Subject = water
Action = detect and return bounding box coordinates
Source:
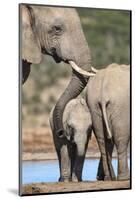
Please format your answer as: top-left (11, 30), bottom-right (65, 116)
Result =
top-left (22, 159), bottom-right (130, 184)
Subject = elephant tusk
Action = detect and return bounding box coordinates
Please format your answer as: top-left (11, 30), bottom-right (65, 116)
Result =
top-left (91, 66), bottom-right (99, 73)
top-left (69, 61), bottom-right (95, 77)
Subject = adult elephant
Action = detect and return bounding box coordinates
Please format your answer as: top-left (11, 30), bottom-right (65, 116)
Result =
top-left (21, 4), bottom-right (96, 138)
top-left (86, 63), bottom-right (130, 181)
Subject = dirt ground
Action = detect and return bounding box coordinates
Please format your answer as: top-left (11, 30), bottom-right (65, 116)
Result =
top-left (21, 180), bottom-right (130, 195)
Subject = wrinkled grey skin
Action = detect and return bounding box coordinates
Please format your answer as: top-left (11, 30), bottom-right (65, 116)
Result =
top-left (21, 4), bottom-right (93, 140)
top-left (86, 63), bottom-right (130, 181)
top-left (50, 98), bottom-right (92, 182)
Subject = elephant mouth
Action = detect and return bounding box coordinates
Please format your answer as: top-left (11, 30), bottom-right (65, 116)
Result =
top-left (42, 47), bottom-right (62, 63)
top-left (53, 53), bottom-right (62, 63)
top-left (50, 48), bottom-right (97, 76)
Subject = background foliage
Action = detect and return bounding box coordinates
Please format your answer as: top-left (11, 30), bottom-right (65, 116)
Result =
top-left (22, 8), bottom-right (130, 126)
top-left (77, 8), bottom-right (130, 67)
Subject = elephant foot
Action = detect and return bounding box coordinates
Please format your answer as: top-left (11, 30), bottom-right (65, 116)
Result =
top-left (97, 175), bottom-right (115, 181)
top-left (96, 175), bottom-right (104, 181)
top-left (58, 176), bottom-right (71, 182)
top-left (72, 173), bottom-right (80, 182)
top-left (104, 175), bottom-right (112, 181)
top-left (117, 172), bottom-right (130, 181)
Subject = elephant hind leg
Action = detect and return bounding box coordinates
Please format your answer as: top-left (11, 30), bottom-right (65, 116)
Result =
top-left (92, 113), bottom-right (112, 181)
top-left (113, 120), bottom-right (130, 181)
top-left (115, 140), bottom-right (130, 181)
top-left (105, 138), bottom-right (116, 180)
top-left (117, 143), bottom-right (129, 181)
top-left (96, 158), bottom-right (105, 180)
top-left (97, 142), bottom-right (112, 181)
top-left (97, 139), bottom-right (115, 180)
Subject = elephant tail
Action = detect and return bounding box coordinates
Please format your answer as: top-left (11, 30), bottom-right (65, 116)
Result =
top-left (101, 102), bottom-right (112, 139)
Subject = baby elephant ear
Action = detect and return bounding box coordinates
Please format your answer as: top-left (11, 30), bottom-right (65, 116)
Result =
top-left (21, 5), bottom-right (42, 64)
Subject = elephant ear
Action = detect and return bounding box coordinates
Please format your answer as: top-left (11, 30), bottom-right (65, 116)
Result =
top-left (21, 5), bottom-right (42, 64)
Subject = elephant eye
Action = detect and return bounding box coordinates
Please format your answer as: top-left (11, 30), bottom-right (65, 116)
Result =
top-left (49, 25), bottom-right (64, 36)
top-left (54, 25), bottom-right (63, 35)
top-left (54, 25), bottom-right (61, 31)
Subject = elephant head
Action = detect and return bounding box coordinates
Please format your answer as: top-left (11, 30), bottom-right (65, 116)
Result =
top-left (65, 98), bottom-right (92, 152)
top-left (20, 4), bottom-right (96, 137)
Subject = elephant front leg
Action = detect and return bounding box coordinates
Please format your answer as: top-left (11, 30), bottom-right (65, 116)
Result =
top-left (71, 142), bottom-right (87, 182)
top-left (72, 155), bottom-right (85, 182)
top-left (58, 144), bottom-right (71, 182)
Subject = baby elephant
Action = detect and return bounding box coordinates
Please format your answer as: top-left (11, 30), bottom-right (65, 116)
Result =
top-left (50, 98), bottom-right (92, 182)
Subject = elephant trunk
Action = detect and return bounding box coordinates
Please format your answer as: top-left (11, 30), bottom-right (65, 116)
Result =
top-left (53, 69), bottom-right (88, 137)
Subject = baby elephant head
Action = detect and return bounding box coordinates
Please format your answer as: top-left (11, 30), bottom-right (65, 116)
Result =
top-left (65, 98), bottom-right (92, 155)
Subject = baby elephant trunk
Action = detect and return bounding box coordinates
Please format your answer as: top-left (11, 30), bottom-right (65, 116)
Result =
top-left (75, 133), bottom-right (87, 156)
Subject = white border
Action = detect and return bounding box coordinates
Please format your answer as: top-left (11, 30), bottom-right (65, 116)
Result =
top-left (0, 0), bottom-right (134, 199)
